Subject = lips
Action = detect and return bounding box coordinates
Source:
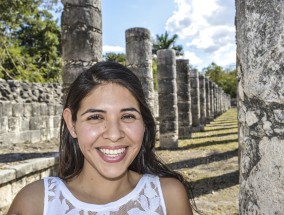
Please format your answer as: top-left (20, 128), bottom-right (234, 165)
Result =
top-left (97, 147), bottom-right (127, 163)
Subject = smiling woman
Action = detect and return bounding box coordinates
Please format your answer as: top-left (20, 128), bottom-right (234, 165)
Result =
top-left (7, 61), bottom-right (193, 215)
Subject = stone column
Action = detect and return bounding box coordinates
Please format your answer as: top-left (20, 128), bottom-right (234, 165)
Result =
top-left (125, 28), bottom-right (155, 114)
top-left (236, 0), bottom-right (284, 214)
top-left (176, 59), bottom-right (192, 139)
top-left (61, 0), bottom-right (102, 93)
top-left (209, 80), bottom-right (215, 120)
top-left (190, 68), bottom-right (201, 131)
top-left (216, 86), bottom-right (221, 115)
top-left (199, 74), bottom-right (206, 128)
top-left (205, 77), bottom-right (212, 122)
top-left (213, 83), bottom-right (218, 118)
top-left (157, 49), bottom-right (178, 149)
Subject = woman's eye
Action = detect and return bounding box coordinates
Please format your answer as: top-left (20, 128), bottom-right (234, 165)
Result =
top-left (87, 114), bottom-right (104, 121)
top-left (122, 114), bottom-right (136, 121)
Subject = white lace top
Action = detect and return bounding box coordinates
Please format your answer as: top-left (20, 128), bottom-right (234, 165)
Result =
top-left (43, 174), bottom-right (167, 215)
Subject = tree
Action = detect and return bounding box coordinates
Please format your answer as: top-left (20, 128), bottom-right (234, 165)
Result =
top-left (152, 31), bottom-right (183, 56)
top-left (203, 62), bottom-right (237, 98)
top-left (103, 52), bottom-right (126, 65)
top-left (203, 62), bottom-right (224, 83)
top-left (0, 0), bottom-right (62, 82)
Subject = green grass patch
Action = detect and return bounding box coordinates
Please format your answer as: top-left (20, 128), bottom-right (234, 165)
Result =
top-left (178, 108), bottom-right (238, 152)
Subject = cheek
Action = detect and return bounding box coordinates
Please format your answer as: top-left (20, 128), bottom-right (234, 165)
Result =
top-left (76, 125), bottom-right (104, 146)
top-left (125, 123), bottom-right (145, 144)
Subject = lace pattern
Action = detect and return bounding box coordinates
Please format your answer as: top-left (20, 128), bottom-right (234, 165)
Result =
top-left (44, 175), bottom-right (166, 215)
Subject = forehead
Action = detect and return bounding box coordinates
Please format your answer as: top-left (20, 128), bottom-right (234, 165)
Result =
top-left (80, 83), bottom-right (139, 108)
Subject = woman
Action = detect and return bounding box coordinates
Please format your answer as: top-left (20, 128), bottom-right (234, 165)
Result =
top-left (8, 61), bottom-right (193, 214)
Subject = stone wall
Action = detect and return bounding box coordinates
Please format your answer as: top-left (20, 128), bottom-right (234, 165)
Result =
top-left (0, 79), bottom-right (63, 145)
top-left (0, 154), bottom-right (58, 213)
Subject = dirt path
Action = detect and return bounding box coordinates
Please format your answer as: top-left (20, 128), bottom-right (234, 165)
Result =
top-left (157, 108), bottom-right (239, 214)
top-left (0, 108), bottom-right (239, 214)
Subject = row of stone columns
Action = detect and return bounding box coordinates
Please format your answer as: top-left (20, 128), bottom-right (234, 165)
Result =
top-left (125, 27), bottom-right (231, 149)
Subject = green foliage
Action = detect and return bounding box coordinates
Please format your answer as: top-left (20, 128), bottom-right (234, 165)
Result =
top-left (103, 52), bottom-right (126, 65)
top-left (0, 0), bottom-right (62, 83)
top-left (203, 62), bottom-right (237, 98)
top-left (152, 57), bottom-right (158, 90)
top-left (152, 31), bottom-right (183, 56)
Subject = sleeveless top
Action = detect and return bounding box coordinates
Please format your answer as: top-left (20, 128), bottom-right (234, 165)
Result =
top-left (43, 174), bottom-right (167, 215)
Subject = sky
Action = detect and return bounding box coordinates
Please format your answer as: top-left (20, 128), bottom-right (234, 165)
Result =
top-left (101, 0), bottom-right (236, 71)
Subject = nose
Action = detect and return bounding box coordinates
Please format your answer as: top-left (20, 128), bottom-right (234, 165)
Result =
top-left (102, 119), bottom-right (125, 142)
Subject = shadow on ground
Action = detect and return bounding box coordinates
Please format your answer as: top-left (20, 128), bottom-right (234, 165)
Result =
top-left (0, 152), bottom-right (58, 163)
top-left (167, 148), bottom-right (238, 169)
top-left (188, 170), bottom-right (239, 198)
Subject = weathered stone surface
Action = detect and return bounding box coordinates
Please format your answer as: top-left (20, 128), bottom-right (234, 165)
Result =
top-left (0, 155), bottom-right (58, 210)
top-left (190, 68), bottom-right (201, 131)
top-left (205, 77), bottom-right (212, 122)
top-left (199, 74), bottom-right (206, 126)
top-left (236, 0), bottom-right (284, 213)
top-left (176, 59), bottom-right (192, 139)
top-left (157, 49), bottom-right (178, 149)
top-left (61, 0), bottom-right (102, 61)
top-left (125, 27), bottom-right (155, 115)
top-left (0, 80), bottom-right (63, 104)
top-left (61, 0), bottom-right (102, 94)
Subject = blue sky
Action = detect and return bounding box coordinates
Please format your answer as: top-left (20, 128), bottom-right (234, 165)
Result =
top-left (101, 0), bottom-right (236, 71)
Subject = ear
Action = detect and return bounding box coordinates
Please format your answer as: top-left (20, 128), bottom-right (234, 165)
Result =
top-left (63, 108), bottom-right (77, 138)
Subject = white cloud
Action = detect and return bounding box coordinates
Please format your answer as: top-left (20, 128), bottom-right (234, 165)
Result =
top-left (211, 43), bottom-right (236, 68)
top-left (103, 45), bottom-right (125, 53)
top-left (166, 0), bottom-right (236, 70)
top-left (181, 51), bottom-right (202, 65)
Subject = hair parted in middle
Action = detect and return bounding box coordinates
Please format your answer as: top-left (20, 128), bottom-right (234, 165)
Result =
top-left (58, 61), bottom-right (192, 199)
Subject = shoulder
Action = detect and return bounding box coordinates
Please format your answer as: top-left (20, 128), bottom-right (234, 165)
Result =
top-left (7, 179), bottom-right (45, 215)
top-left (159, 177), bottom-right (193, 215)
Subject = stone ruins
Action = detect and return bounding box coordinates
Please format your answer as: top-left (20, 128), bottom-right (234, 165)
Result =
top-left (0, 28), bottom-right (231, 149)
top-left (0, 0), bottom-right (232, 211)
top-left (236, 0), bottom-right (284, 213)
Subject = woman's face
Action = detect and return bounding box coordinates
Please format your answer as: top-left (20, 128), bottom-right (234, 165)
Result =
top-left (64, 83), bottom-right (145, 180)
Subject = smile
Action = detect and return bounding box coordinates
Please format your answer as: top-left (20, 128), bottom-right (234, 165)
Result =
top-left (99, 148), bottom-right (126, 157)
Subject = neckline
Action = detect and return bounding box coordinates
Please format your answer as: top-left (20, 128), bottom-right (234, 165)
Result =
top-left (57, 174), bottom-right (149, 211)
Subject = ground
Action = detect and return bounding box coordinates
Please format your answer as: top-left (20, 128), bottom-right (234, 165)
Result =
top-left (157, 108), bottom-right (239, 214)
top-left (0, 108), bottom-right (239, 215)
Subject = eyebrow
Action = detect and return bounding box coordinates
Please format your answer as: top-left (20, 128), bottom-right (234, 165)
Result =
top-left (81, 107), bottom-right (141, 116)
top-left (121, 108), bottom-right (141, 114)
top-left (81, 109), bottom-right (106, 116)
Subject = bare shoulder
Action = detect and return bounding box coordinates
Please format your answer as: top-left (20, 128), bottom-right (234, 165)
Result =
top-left (160, 177), bottom-right (193, 215)
top-left (7, 179), bottom-right (44, 215)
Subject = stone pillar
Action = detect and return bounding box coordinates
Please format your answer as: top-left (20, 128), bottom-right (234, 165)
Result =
top-left (216, 87), bottom-right (221, 115)
top-left (199, 74), bottom-right (206, 128)
top-left (125, 28), bottom-right (155, 114)
top-left (205, 77), bottom-right (212, 122)
top-left (236, 0), bottom-right (284, 214)
top-left (157, 49), bottom-right (178, 149)
top-left (220, 90), bottom-right (224, 113)
top-left (209, 80), bottom-right (215, 120)
top-left (190, 68), bottom-right (201, 131)
top-left (61, 0), bottom-right (102, 93)
top-left (213, 83), bottom-right (218, 118)
top-left (176, 59), bottom-right (192, 139)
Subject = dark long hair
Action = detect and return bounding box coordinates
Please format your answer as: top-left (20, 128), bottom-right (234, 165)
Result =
top-left (58, 61), bottom-right (195, 201)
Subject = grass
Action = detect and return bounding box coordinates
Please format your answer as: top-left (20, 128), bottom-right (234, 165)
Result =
top-left (178, 108), bottom-right (238, 152)
top-left (157, 108), bottom-right (239, 214)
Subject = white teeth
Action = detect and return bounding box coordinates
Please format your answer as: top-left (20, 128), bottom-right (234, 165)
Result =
top-left (99, 148), bottom-right (126, 157)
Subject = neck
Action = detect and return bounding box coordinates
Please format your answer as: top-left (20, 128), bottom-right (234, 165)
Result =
top-left (67, 167), bottom-right (140, 204)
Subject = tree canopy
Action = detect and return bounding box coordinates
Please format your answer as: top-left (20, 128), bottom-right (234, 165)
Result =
top-left (203, 62), bottom-right (237, 98)
top-left (103, 52), bottom-right (126, 65)
top-left (0, 0), bottom-right (62, 83)
top-left (152, 31), bottom-right (183, 56)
